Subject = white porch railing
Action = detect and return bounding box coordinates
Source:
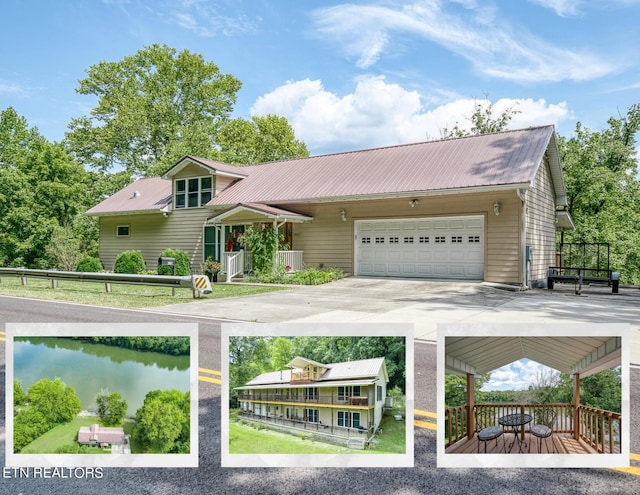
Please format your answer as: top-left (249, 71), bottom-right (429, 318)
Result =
top-left (277, 250), bottom-right (303, 272)
top-left (221, 250), bottom-right (304, 281)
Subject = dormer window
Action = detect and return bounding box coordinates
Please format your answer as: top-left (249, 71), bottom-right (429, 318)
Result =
top-left (175, 176), bottom-right (213, 209)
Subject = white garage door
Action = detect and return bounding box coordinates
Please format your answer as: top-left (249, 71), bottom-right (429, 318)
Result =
top-left (355, 216), bottom-right (484, 279)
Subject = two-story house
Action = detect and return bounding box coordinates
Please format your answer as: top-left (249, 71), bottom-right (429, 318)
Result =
top-left (235, 356), bottom-right (390, 448)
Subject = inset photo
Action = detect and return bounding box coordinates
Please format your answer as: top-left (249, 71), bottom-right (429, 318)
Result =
top-left (5, 322), bottom-right (198, 468)
top-left (437, 323), bottom-right (629, 468)
top-left (221, 323), bottom-right (413, 468)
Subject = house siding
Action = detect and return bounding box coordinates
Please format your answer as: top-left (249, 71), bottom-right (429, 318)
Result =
top-left (525, 157), bottom-right (558, 287)
top-left (98, 208), bottom-right (212, 271)
top-left (285, 191), bottom-right (523, 285)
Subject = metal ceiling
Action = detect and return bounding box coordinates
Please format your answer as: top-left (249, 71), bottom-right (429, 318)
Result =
top-left (445, 336), bottom-right (621, 378)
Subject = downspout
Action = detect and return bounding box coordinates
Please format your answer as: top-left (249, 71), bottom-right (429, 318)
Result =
top-left (517, 188), bottom-right (528, 289)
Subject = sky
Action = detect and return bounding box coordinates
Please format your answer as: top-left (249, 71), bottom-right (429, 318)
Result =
top-left (1, 0), bottom-right (640, 157)
top-left (481, 359), bottom-right (558, 392)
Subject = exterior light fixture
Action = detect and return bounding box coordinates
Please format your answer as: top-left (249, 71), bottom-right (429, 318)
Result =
top-left (493, 201), bottom-right (500, 216)
top-left (340, 209), bottom-right (347, 222)
top-left (410, 199), bottom-right (419, 208)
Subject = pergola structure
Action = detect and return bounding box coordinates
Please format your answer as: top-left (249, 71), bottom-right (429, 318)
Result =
top-left (445, 335), bottom-right (622, 444)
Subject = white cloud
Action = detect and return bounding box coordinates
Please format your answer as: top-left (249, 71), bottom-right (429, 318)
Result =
top-left (311, 1), bottom-right (617, 82)
top-left (528, 0), bottom-right (582, 17)
top-left (0, 80), bottom-right (29, 97)
top-left (162, 0), bottom-right (259, 37)
top-left (251, 76), bottom-right (570, 154)
top-left (483, 360), bottom-right (559, 391)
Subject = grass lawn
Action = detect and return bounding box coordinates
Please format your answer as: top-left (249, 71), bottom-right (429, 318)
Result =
top-left (0, 276), bottom-right (288, 308)
top-left (229, 411), bottom-right (406, 455)
top-left (20, 416), bottom-right (111, 454)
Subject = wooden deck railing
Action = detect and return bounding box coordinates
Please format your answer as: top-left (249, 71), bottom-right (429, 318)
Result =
top-left (290, 370), bottom-right (323, 383)
top-left (444, 403), bottom-right (621, 453)
top-left (237, 392), bottom-right (373, 407)
top-left (578, 406), bottom-right (621, 454)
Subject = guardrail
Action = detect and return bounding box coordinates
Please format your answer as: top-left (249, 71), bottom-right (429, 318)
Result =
top-left (0, 267), bottom-right (212, 299)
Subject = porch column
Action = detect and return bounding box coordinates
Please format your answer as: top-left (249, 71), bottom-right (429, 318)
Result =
top-left (573, 373), bottom-right (580, 439)
top-left (466, 373), bottom-right (475, 439)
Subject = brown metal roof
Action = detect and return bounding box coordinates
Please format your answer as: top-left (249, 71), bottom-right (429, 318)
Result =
top-left (86, 177), bottom-right (171, 215)
top-left (211, 126), bottom-right (557, 205)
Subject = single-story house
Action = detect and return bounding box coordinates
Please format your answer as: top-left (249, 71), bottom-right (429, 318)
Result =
top-left (86, 125), bottom-right (574, 287)
top-left (77, 423), bottom-right (126, 447)
top-left (235, 356), bottom-right (389, 447)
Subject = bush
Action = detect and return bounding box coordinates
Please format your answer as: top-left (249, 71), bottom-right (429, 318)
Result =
top-left (76, 256), bottom-right (104, 272)
top-left (157, 249), bottom-right (191, 276)
top-left (287, 267), bottom-right (344, 285)
top-left (114, 250), bottom-right (146, 274)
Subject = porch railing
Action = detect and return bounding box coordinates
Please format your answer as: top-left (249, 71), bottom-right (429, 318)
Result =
top-left (221, 250), bottom-right (303, 280)
top-left (237, 392), bottom-right (373, 407)
top-left (578, 406), bottom-right (621, 454)
top-left (290, 370), bottom-right (323, 382)
top-left (223, 251), bottom-right (245, 283)
top-left (277, 251), bottom-right (304, 272)
top-left (237, 410), bottom-right (374, 437)
top-left (444, 403), bottom-right (621, 453)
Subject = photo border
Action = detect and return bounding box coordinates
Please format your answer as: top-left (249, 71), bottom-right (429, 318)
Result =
top-left (221, 322), bottom-right (414, 468)
top-left (437, 322), bottom-right (630, 468)
top-left (6, 322), bottom-right (198, 468)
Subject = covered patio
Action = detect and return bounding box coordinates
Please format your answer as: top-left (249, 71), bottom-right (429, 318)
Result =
top-left (444, 335), bottom-right (623, 456)
top-left (205, 203), bottom-right (313, 281)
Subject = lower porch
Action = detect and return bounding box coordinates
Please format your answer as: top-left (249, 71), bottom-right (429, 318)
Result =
top-left (447, 432), bottom-right (597, 454)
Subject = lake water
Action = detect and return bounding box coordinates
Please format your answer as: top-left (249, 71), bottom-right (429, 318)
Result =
top-left (13, 337), bottom-right (190, 414)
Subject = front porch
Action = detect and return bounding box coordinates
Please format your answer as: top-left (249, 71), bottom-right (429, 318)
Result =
top-left (221, 249), bottom-right (304, 282)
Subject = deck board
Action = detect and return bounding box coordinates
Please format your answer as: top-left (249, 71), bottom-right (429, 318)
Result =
top-left (447, 433), bottom-right (595, 454)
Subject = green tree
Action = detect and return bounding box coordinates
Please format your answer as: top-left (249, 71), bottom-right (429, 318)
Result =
top-left (558, 104), bottom-right (640, 283)
top-left (13, 380), bottom-right (27, 406)
top-left (13, 408), bottom-right (50, 452)
top-left (26, 377), bottom-right (81, 425)
top-left (581, 368), bottom-right (621, 413)
top-left (218, 114), bottom-right (309, 164)
top-left (65, 44), bottom-right (242, 176)
top-left (96, 391), bottom-right (128, 426)
top-left (441, 98), bottom-right (520, 138)
top-left (241, 225), bottom-right (284, 276)
top-left (270, 337), bottom-right (293, 370)
top-left (134, 389), bottom-right (189, 453)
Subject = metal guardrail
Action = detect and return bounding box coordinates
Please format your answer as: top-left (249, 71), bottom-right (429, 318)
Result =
top-left (0, 267), bottom-right (212, 299)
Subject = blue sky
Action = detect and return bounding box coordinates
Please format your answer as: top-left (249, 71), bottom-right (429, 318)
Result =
top-left (2, 0), bottom-right (640, 157)
top-left (482, 359), bottom-right (558, 392)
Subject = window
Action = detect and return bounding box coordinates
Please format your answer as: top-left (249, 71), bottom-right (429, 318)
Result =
top-left (174, 176), bottom-right (213, 209)
top-left (305, 408), bottom-right (319, 423)
top-left (338, 386), bottom-right (347, 401)
top-left (338, 411), bottom-right (361, 428)
top-left (375, 237), bottom-right (385, 244)
top-left (419, 236), bottom-right (429, 243)
top-left (451, 236), bottom-right (463, 243)
top-left (377, 385), bottom-right (382, 401)
top-left (403, 236), bottom-right (414, 243)
top-left (361, 237), bottom-right (371, 244)
top-left (389, 236), bottom-right (399, 243)
top-left (435, 236), bottom-right (446, 243)
top-left (353, 385), bottom-right (361, 397)
top-left (116, 225), bottom-right (130, 237)
top-left (305, 387), bottom-right (318, 401)
top-left (468, 235), bottom-right (480, 243)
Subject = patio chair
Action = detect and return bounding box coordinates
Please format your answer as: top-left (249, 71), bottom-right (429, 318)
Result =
top-left (529, 409), bottom-right (558, 453)
top-left (475, 416), bottom-right (505, 453)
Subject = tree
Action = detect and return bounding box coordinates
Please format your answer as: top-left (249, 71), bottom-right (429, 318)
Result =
top-left (96, 391), bottom-right (128, 426)
top-left (558, 104), bottom-right (640, 283)
top-left (270, 337), bottom-right (293, 371)
top-left (217, 115), bottom-right (309, 164)
top-left (13, 380), bottom-right (27, 406)
top-left (240, 225), bottom-right (284, 276)
top-left (65, 44), bottom-right (242, 176)
top-left (440, 98), bottom-right (520, 138)
top-left (134, 389), bottom-right (189, 453)
top-left (26, 377), bottom-right (81, 425)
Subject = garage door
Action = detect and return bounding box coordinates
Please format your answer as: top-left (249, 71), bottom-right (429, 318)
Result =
top-left (355, 216), bottom-right (484, 279)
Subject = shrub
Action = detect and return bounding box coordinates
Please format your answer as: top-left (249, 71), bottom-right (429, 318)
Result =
top-left (76, 256), bottom-right (104, 272)
top-left (201, 257), bottom-right (221, 281)
top-left (157, 249), bottom-right (191, 276)
top-left (287, 267), bottom-right (345, 285)
top-left (113, 250), bottom-right (146, 274)
top-left (46, 226), bottom-right (83, 271)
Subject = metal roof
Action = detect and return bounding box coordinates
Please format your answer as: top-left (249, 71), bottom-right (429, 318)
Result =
top-left (211, 126), bottom-right (561, 205)
top-left (86, 177), bottom-right (171, 216)
top-left (445, 336), bottom-right (621, 378)
top-left (206, 204), bottom-right (313, 224)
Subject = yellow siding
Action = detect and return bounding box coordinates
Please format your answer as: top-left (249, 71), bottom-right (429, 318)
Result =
top-left (289, 192), bottom-right (523, 284)
top-left (98, 209), bottom-right (211, 271)
top-left (525, 158), bottom-right (558, 287)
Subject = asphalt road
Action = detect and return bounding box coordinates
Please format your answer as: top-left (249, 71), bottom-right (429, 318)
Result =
top-left (1, 296), bottom-right (639, 494)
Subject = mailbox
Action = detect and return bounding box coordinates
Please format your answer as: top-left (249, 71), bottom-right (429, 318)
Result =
top-left (158, 257), bottom-right (176, 267)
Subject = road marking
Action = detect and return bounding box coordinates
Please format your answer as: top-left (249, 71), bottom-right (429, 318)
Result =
top-left (199, 375), bottom-right (222, 384)
top-left (0, 330), bottom-right (5, 342)
top-left (415, 419), bottom-right (437, 430)
top-left (612, 466), bottom-right (640, 476)
top-left (630, 453), bottom-right (640, 462)
top-left (415, 408), bottom-right (437, 419)
top-left (198, 367), bottom-right (222, 376)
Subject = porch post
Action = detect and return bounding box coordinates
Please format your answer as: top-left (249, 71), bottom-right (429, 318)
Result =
top-left (573, 373), bottom-right (581, 439)
top-left (466, 373), bottom-right (475, 439)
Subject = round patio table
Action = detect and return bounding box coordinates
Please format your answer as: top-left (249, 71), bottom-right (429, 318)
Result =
top-left (498, 413), bottom-right (532, 453)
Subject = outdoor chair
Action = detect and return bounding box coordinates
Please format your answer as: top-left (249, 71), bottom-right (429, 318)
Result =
top-left (529, 409), bottom-right (558, 453)
top-left (476, 416), bottom-right (505, 453)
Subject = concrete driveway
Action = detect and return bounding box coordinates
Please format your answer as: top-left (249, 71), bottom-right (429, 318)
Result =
top-left (154, 276), bottom-right (640, 363)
